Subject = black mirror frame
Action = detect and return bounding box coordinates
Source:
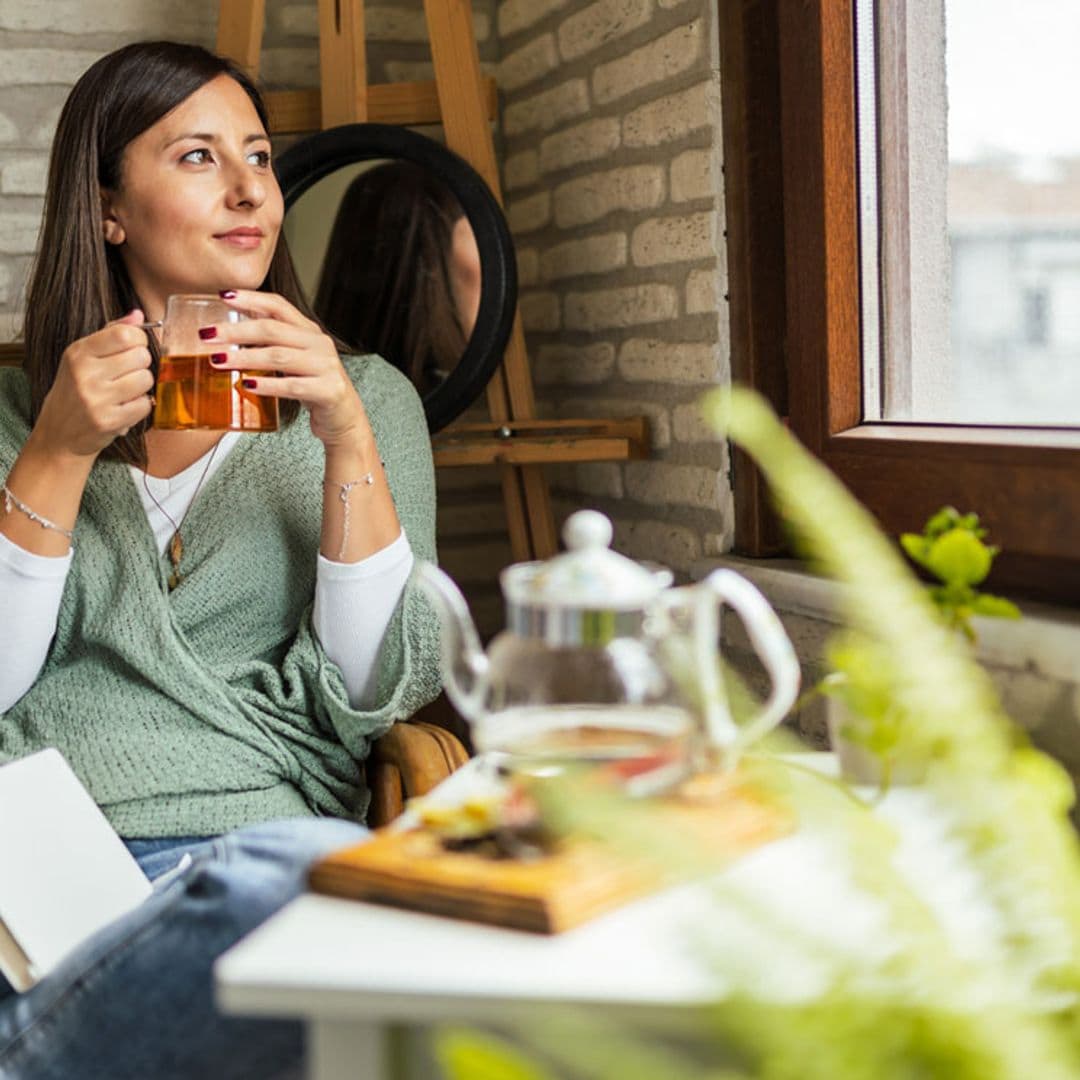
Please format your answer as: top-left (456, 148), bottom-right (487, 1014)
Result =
top-left (275, 123), bottom-right (517, 434)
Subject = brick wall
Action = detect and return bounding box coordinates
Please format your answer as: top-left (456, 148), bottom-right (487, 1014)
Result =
top-left (497, 0), bottom-right (731, 578)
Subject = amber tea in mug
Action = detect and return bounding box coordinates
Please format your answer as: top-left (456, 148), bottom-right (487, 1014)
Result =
top-left (152, 295), bottom-right (278, 432)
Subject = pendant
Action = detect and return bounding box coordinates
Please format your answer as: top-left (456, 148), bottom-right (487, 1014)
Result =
top-left (167, 531), bottom-right (183, 592)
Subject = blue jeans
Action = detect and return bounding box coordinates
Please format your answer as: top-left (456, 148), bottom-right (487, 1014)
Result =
top-left (0, 817), bottom-right (367, 1080)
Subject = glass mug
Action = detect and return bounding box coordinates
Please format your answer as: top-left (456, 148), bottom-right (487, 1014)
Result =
top-left (151, 294), bottom-right (278, 432)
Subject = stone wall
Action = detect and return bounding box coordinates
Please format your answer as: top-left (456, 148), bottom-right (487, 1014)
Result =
top-left (498, 0), bottom-right (731, 579)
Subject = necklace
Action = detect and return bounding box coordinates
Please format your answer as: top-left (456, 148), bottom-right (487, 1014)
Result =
top-left (141, 440), bottom-right (221, 592)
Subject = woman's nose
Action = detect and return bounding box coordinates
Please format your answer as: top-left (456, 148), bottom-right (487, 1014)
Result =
top-left (226, 164), bottom-right (266, 209)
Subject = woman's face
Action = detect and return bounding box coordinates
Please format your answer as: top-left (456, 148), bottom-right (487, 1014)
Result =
top-left (449, 214), bottom-right (481, 337)
top-left (101, 74), bottom-right (284, 319)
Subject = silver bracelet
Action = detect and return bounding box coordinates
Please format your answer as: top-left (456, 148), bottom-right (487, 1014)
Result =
top-left (325, 473), bottom-right (376, 560)
top-left (2, 485), bottom-right (75, 541)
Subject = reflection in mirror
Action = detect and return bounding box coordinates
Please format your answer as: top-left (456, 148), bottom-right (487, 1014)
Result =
top-left (285, 160), bottom-right (482, 396)
top-left (276, 122), bottom-right (517, 433)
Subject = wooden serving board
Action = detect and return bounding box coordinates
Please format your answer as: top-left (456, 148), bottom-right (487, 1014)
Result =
top-left (308, 775), bottom-right (787, 934)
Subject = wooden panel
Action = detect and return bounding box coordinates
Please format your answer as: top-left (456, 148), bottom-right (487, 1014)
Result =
top-left (434, 437), bottom-right (648, 469)
top-left (216, 0), bottom-right (266, 75)
top-left (318, 0), bottom-right (368, 126)
top-left (719, 0), bottom-right (788, 557)
top-left (825, 436), bottom-right (1080, 567)
top-left (434, 419), bottom-right (649, 500)
top-left (440, 418), bottom-right (650, 436)
top-left (423, 0), bottom-right (501, 195)
top-left (778, 0), bottom-right (860, 454)
top-left (264, 78), bottom-right (499, 133)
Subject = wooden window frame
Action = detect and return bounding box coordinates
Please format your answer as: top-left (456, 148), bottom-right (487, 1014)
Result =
top-left (721, 0), bottom-right (1080, 604)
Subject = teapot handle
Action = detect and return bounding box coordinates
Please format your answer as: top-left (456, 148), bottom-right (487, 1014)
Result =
top-left (688, 569), bottom-right (801, 765)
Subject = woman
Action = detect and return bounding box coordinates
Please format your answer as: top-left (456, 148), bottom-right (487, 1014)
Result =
top-left (0, 41), bottom-right (439, 1079)
top-left (314, 161), bottom-right (481, 394)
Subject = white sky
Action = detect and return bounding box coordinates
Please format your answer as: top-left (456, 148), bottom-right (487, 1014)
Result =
top-left (947, 0), bottom-right (1080, 162)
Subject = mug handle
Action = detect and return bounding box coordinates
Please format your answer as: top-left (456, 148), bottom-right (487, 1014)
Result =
top-left (690, 569), bottom-right (801, 765)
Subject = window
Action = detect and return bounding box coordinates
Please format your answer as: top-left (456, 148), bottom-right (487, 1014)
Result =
top-left (720, 0), bottom-right (1080, 603)
top-left (867, 0), bottom-right (1080, 426)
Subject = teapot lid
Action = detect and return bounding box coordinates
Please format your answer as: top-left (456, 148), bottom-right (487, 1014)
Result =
top-left (501, 510), bottom-right (670, 612)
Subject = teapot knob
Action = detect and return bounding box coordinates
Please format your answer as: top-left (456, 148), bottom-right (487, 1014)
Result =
top-left (563, 509), bottom-right (613, 551)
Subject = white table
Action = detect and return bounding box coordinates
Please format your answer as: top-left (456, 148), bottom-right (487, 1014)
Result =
top-left (215, 880), bottom-right (743, 1078)
top-left (214, 757), bottom-right (985, 1080)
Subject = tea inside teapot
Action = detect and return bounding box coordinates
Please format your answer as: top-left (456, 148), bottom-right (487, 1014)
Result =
top-left (473, 704), bottom-right (694, 797)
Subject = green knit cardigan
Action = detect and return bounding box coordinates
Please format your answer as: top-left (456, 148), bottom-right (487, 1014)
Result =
top-left (0, 355), bottom-right (442, 836)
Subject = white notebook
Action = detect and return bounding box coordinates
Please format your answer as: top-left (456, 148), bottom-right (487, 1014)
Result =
top-left (0, 748), bottom-right (152, 992)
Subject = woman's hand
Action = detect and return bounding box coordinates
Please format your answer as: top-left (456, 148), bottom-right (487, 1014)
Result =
top-left (209, 290), bottom-right (372, 451)
top-left (32, 309), bottom-right (154, 459)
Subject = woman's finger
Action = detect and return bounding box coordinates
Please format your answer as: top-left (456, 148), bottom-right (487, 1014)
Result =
top-left (111, 366), bottom-right (155, 404)
top-left (105, 346), bottom-right (153, 381)
top-left (81, 322), bottom-right (151, 360)
top-left (216, 289), bottom-right (320, 332)
top-left (212, 345), bottom-right (322, 374)
top-left (111, 392), bottom-right (154, 429)
top-left (202, 317), bottom-right (318, 350)
top-left (235, 374), bottom-right (316, 401)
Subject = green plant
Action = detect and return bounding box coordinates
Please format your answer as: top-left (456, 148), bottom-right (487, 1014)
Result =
top-left (435, 387), bottom-right (1080, 1079)
top-left (900, 506), bottom-right (1020, 641)
top-left (816, 506), bottom-right (1020, 781)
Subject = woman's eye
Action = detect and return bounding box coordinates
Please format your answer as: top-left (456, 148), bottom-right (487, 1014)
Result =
top-left (247, 149), bottom-right (271, 168)
top-left (181, 148), bottom-right (213, 165)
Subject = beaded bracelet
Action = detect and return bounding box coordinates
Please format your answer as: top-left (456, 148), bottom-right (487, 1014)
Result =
top-left (325, 472), bottom-right (376, 560)
top-left (2, 485), bottom-right (75, 542)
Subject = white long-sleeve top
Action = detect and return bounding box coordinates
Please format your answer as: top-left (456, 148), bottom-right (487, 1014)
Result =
top-left (0, 436), bottom-right (413, 714)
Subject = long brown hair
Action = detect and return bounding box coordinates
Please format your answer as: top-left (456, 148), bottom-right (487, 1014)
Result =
top-left (314, 161), bottom-right (467, 393)
top-left (23, 40), bottom-right (310, 465)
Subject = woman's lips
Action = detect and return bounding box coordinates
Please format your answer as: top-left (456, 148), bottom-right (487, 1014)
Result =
top-left (214, 229), bottom-right (264, 250)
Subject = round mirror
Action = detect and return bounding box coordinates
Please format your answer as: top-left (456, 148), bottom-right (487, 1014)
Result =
top-left (276, 124), bottom-right (518, 433)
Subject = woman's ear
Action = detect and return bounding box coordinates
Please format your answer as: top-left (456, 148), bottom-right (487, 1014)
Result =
top-left (100, 191), bottom-right (125, 246)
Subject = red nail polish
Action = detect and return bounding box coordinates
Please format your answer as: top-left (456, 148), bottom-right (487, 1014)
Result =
top-left (210, 353), bottom-right (227, 365)
top-left (241, 378), bottom-right (257, 389)
top-left (198, 326), bottom-right (217, 340)
top-left (219, 290), bottom-right (237, 300)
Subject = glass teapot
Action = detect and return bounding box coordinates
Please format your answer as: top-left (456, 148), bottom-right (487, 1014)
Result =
top-left (415, 510), bottom-right (800, 791)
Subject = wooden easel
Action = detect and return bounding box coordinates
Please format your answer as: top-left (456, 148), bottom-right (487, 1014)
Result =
top-left (216, 0), bottom-right (648, 561)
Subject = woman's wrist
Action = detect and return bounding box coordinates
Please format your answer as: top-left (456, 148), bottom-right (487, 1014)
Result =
top-left (23, 425), bottom-right (98, 475)
top-left (2, 432), bottom-right (95, 556)
top-left (322, 426), bottom-right (382, 483)
top-left (320, 429), bottom-right (400, 562)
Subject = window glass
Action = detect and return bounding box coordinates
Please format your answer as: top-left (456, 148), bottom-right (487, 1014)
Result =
top-left (865, 0), bottom-right (1080, 426)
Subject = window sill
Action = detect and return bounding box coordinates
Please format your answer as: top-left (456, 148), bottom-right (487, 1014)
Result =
top-left (691, 555), bottom-right (1080, 686)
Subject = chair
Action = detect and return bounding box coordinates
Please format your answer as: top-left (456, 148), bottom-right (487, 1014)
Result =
top-left (366, 718), bottom-right (470, 828)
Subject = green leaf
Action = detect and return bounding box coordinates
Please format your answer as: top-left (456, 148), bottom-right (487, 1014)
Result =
top-left (924, 506), bottom-right (962, 538)
top-left (970, 593), bottom-right (1022, 620)
top-left (923, 529), bottom-right (993, 586)
top-left (900, 533), bottom-right (931, 569)
top-left (436, 1031), bottom-right (555, 1080)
